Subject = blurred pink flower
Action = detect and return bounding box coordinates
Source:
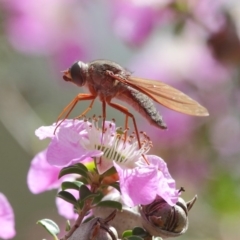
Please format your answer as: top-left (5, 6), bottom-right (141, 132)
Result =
top-left (110, 0), bottom-right (174, 46)
top-left (210, 115), bottom-right (240, 158)
top-left (0, 193), bottom-right (15, 239)
top-left (128, 34), bottom-right (229, 145)
top-left (188, 0), bottom-right (225, 33)
top-left (34, 118), bottom-right (179, 207)
top-left (0, 0), bottom-right (89, 66)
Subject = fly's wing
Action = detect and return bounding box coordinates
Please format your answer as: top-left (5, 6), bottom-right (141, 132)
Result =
top-left (123, 76), bottom-right (209, 116)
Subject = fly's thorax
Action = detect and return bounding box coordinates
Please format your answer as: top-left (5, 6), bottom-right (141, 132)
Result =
top-left (87, 60), bottom-right (130, 98)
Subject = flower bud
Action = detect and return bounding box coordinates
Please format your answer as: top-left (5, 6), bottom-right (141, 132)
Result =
top-left (68, 217), bottom-right (119, 240)
top-left (139, 195), bottom-right (197, 238)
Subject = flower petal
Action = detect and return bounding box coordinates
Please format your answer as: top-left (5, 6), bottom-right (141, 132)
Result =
top-left (147, 155), bottom-right (179, 205)
top-left (35, 119), bottom-right (86, 140)
top-left (96, 157), bottom-right (114, 175)
top-left (35, 125), bottom-right (56, 140)
top-left (0, 193), bottom-right (15, 239)
top-left (47, 127), bottom-right (102, 166)
top-left (114, 162), bottom-right (158, 207)
top-left (27, 149), bottom-right (61, 194)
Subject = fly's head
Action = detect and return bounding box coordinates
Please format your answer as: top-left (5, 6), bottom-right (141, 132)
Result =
top-left (63, 61), bottom-right (88, 87)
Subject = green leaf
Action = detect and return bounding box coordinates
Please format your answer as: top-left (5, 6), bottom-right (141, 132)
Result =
top-left (132, 227), bottom-right (147, 237)
top-left (92, 191), bottom-right (104, 205)
top-left (122, 230), bottom-right (133, 238)
top-left (57, 191), bottom-right (77, 205)
top-left (84, 161), bottom-right (95, 171)
top-left (82, 216), bottom-right (94, 224)
top-left (74, 163), bottom-right (89, 172)
top-left (101, 166), bottom-right (117, 178)
top-left (125, 236), bottom-right (143, 240)
top-left (109, 182), bottom-right (120, 192)
top-left (58, 165), bottom-right (89, 179)
top-left (95, 200), bottom-right (122, 210)
top-left (65, 220), bottom-right (71, 231)
top-left (79, 185), bottom-right (99, 202)
top-left (37, 219), bottom-right (60, 240)
top-left (61, 181), bottom-right (84, 191)
top-left (78, 200), bottom-right (84, 210)
top-left (79, 185), bottom-right (92, 199)
top-left (77, 176), bottom-right (89, 184)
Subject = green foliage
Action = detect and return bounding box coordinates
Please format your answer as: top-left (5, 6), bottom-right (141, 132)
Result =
top-left (132, 227), bottom-right (148, 237)
top-left (124, 236), bottom-right (144, 240)
top-left (95, 200), bottom-right (122, 210)
top-left (65, 220), bottom-right (71, 232)
top-left (79, 185), bottom-right (99, 202)
top-left (108, 182), bottom-right (120, 192)
top-left (122, 227), bottom-right (148, 240)
top-left (206, 171), bottom-right (240, 214)
top-left (37, 219), bottom-right (60, 240)
top-left (101, 166), bottom-right (117, 178)
top-left (57, 191), bottom-right (77, 205)
top-left (122, 230), bottom-right (133, 238)
top-left (61, 180), bottom-right (84, 191)
top-left (58, 163), bottom-right (89, 180)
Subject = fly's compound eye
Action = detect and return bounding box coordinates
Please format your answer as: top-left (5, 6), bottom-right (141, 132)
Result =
top-left (69, 61), bottom-right (88, 87)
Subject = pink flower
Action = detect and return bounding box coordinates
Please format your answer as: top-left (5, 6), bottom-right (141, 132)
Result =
top-left (28, 148), bottom-right (79, 219)
top-left (0, 193), bottom-right (15, 239)
top-left (35, 119), bottom-right (102, 166)
top-left (110, 0), bottom-right (174, 46)
top-left (0, 0), bottom-right (89, 67)
top-left (189, 0), bottom-right (225, 33)
top-left (128, 34), bottom-right (229, 146)
top-left (27, 149), bottom-right (62, 194)
top-left (115, 155), bottom-right (179, 207)
top-left (35, 118), bottom-right (179, 207)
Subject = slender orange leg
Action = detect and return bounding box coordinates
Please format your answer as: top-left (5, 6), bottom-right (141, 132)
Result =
top-left (107, 101), bottom-right (150, 165)
top-left (101, 101), bottom-right (107, 143)
top-left (74, 99), bottom-right (96, 119)
top-left (106, 100), bottom-right (141, 149)
top-left (101, 101), bottom-right (107, 128)
top-left (57, 93), bottom-right (96, 122)
top-left (54, 93), bottom-right (97, 133)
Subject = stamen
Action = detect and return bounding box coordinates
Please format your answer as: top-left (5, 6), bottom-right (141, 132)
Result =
top-left (80, 117), bottom-right (153, 168)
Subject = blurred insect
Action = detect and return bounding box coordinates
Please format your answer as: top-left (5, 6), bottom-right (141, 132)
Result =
top-left (57, 60), bottom-right (209, 147)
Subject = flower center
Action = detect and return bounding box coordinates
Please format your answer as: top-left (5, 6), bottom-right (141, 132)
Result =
top-left (81, 117), bottom-right (153, 168)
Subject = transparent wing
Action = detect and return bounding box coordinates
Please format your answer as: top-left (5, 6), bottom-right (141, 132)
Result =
top-left (124, 76), bottom-right (209, 116)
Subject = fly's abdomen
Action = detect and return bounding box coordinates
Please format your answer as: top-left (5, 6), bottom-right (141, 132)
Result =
top-left (116, 85), bottom-right (167, 129)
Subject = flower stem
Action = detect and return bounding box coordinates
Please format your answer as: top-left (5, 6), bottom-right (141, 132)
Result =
top-left (60, 198), bottom-right (93, 240)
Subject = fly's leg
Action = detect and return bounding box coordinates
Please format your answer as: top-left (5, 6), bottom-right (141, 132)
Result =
top-left (101, 101), bottom-right (107, 144)
top-left (106, 100), bottom-right (150, 164)
top-left (74, 99), bottom-right (96, 119)
top-left (106, 100), bottom-right (141, 149)
top-left (54, 93), bottom-right (97, 133)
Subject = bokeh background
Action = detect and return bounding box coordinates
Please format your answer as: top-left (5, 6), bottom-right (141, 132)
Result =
top-left (1, 0), bottom-right (240, 239)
